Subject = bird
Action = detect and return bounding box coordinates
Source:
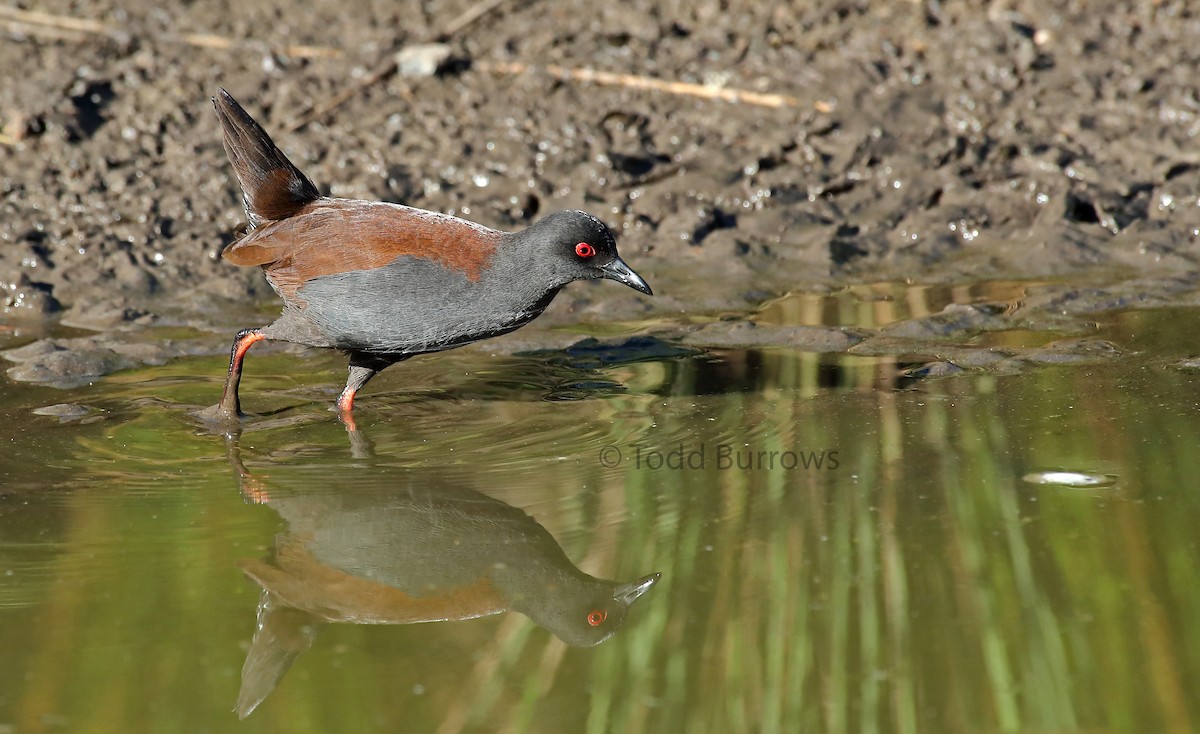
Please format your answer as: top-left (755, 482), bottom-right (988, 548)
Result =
top-left (205, 89), bottom-right (652, 422)
top-left (233, 482), bottom-right (660, 717)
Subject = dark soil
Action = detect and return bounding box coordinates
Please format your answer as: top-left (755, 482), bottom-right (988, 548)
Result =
top-left (3, 0), bottom-right (1200, 380)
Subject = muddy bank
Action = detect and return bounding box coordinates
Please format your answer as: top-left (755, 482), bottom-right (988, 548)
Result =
top-left (3, 0), bottom-right (1200, 380)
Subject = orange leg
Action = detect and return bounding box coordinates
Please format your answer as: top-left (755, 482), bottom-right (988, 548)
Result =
top-left (336, 365), bottom-right (377, 427)
top-left (217, 329), bottom-right (265, 419)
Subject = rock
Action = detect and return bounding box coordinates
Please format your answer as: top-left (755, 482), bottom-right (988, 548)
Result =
top-left (1016, 338), bottom-right (1122, 365)
top-left (32, 403), bottom-right (96, 420)
top-left (396, 44), bottom-right (454, 78)
top-left (524, 336), bottom-right (699, 369)
top-left (679, 321), bottom-right (865, 352)
top-left (7, 348), bottom-right (135, 386)
top-left (1, 275), bottom-right (60, 315)
top-left (902, 361), bottom-right (964, 379)
top-left (3, 339), bottom-right (62, 362)
top-left (4, 336), bottom-right (174, 386)
top-left (60, 298), bottom-right (157, 331)
top-left (944, 348), bottom-right (1010, 369)
top-left (880, 303), bottom-right (1010, 340)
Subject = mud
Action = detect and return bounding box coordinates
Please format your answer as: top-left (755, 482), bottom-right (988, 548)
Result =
top-left (3, 1), bottom-right (1200, 382)
top-left (5, 333), bottom-right (179, 386)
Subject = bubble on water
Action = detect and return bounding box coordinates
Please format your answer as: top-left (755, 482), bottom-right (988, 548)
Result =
top-left (1022, 471), bottom-right (1117, 489)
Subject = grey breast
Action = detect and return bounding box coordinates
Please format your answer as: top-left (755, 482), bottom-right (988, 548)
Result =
top-left (295, 255), bottom-right (557, 355)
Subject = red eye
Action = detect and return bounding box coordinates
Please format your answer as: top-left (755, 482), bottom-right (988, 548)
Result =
top-left (587, 609), bottom-right (607, 626)
top-left (575, 242), bottom-right (596, 258)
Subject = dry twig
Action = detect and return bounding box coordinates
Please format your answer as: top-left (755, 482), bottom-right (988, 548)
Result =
top-left (3, 18), bottom-right (88, 42)
top-left (438, 0), bottom-right (513, 40)
top-left (478, 61), bottom-right (807, 109)
top-left (284, 0), bottom-right (517, 131)
top-left (0, 6), bottom-right (345, 58)
top-left (0, 4), bottom-right (820, 123)
top-left (177, 32), bottom-right (343, 59)
top-left (0, 6), bottom-right (112, 34)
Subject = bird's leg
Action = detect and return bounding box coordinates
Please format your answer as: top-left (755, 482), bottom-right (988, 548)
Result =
top-left (336, 354), bottom-right (406, 430)
top-left (336, 364), bottom-right (378, 416)
top-left (217, 328), bottom-right (266, 419)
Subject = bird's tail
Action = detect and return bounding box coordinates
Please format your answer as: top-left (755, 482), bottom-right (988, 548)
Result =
top-left (212, 88), bottom-right (319, 229)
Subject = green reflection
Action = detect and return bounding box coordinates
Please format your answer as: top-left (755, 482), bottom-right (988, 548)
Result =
top-left (0, 306), bottom-right (1198, 732)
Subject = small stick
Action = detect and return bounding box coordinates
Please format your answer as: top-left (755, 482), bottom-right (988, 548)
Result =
top-left (285, 61), bottom-right (394, 132)
top-left (278, 44), bottom-right (343, 60)
top-left (0, 7), bottom-right (344, 58)
top-left (2, 18), bottom-right (89, 42)
top-left (479, 61), bottom-right (808, 109)
top-left (437, 0), bottom-right (513, 39)
top-left (0, 7), bottom-right (820, 115)
top-left (0, 6), bottom-right (113, 34)
top-left (178, 32), bottom-right (343, 59)
top-left (286, 0), bottom-right (519, 131)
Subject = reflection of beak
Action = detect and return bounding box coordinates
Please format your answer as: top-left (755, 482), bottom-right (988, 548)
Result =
top-left (613, 572), bottom-right (661, 605)
top-left (601, 257), bottom-right (653, 295)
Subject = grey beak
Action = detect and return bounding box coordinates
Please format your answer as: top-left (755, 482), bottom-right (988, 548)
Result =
top-left (613, 572), bottom-right (661, 605)
top-left (601, 257), bottom-right (653, 295)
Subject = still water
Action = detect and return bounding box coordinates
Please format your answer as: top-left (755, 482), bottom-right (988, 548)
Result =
top-left (1, 284), bottom-right (1198, 733)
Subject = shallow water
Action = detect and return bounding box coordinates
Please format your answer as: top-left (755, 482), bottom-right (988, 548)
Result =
top-left (2, 287), bottom-right (1200, 733)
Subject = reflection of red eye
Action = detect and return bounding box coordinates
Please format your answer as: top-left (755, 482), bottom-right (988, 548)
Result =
top-left (587, 609), bottom-right (607, 626)
top-left (575, 242), bottom-right (596, 258)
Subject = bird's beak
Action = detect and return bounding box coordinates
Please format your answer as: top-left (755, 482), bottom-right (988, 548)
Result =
top-left (601, 257), bottom-right (653, 295)
top-left (613, 572), bottom-right (661, 605)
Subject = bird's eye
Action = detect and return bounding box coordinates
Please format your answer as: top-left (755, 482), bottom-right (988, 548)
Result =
top-left (587, 609), bottom-right (607, 626)
top-left (575, 242), bottom-right (596, 258)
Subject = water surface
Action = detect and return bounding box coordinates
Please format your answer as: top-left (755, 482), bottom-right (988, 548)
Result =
top-left (1, 286), bottom-right (1199, 733)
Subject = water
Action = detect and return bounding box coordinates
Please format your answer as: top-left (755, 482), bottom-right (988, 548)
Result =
top-left (2, 285), bottom-right (1199, 733)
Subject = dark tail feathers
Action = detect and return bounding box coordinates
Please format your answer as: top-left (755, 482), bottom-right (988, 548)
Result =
top-left (213, 88), bottom-right (319, 229)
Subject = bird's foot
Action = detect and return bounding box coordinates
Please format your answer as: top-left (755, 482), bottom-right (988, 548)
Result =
top-left (193, 401), bottom-right (247, 428)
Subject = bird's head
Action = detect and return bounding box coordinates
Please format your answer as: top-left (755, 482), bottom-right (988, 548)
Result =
top-left (516, 210), bottom-right (653, 295)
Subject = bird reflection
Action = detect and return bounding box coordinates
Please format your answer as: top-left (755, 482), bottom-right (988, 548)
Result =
top-left (231, 467), bottom-right (660, 718)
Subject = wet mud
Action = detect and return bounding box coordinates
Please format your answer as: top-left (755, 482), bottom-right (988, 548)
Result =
top-left (3, 0), bottom-right (1200, 382)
